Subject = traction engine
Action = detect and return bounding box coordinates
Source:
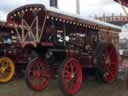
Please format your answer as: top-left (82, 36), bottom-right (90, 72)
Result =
top-left (6, 4), bottom-right (121, 95)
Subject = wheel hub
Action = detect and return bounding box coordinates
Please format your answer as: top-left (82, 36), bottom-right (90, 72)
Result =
top-left (0, 62), bottom-right (8, 73)
top-left (105, 57), bottom-right (111, 65)
top-left (67, 73), bottom-right (74, 80)
top-left (105, 57), bottom-right (111, 72)
top-left (33, 71), bottom-right (41, 78)
top-left (0, 67), bottom-right (7, 73)
top-left (71, 74), bottom-right (74, 78)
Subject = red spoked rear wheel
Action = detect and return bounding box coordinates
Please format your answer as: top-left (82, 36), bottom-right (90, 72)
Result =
top-left (58, 58), bottom-right (82, 95)
top-left (102, 46), bottom-right (118, 83)
top-left (25, 57), bottom-right (50, 91)
top-left (96, 44), bottom-right (118, 83)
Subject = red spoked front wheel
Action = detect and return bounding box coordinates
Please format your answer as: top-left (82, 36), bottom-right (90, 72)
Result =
top-left (25, 57), bottom-right (50, 91)
top-left (58, 58), bottom-right (82, 95)
top-left (96, 44), bottom-right (118, 83)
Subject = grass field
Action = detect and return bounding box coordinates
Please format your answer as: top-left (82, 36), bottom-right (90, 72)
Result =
top-left (0, 78), bottom-right (128, 96)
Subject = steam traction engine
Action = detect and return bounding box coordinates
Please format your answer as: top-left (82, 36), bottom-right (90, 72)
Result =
top-left (7, 4), bottom-right (121, 95)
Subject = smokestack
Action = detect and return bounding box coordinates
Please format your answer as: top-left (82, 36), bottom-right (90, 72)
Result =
top-left (76, 0), bottom-right (80, 14)
top-left (50, 0), bottom-right (58, 8)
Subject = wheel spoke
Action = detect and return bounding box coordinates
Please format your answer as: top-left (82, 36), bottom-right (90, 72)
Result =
top-left (70, 63), bottom-right (74, 73)
top-left (63, 71), bottom-right (71, 78)
top-left (40, 72), bottom-right (50, 78)
top-left (109, 48), bottom-right (114, 56)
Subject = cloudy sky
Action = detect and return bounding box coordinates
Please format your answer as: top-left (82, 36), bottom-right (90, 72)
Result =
top-left (0, 0), bottom-right (128, 38)
top-left (0, 0), bottom-right (127, 21)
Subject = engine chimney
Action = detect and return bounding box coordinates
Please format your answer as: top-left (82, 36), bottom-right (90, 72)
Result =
top-left (76, 0), bottom-right (80, 14)
top-left (50, 0), bottom-right (58, 8)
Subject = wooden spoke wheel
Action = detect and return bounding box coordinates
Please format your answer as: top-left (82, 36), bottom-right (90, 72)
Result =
top-left (58, 58), bottom-right (82, 95)
top-left (96, 44), bottom-right (118, 83)
top-left (25, 57), bottom-right (50, 91)
top-left (0, 57), bottom-right (15, 83)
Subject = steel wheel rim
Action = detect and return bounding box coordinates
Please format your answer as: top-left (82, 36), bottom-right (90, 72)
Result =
top-left (102, 47), bottom-right (118, 83)
top-left (62, 58), bottom-right (82, 95)
top-left (27, 58), bottom-right (49, 91)
top-left (0, 57), bottom-right (15, 83)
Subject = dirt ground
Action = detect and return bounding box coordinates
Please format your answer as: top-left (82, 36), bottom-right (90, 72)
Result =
top-left (0, 78), bottom-right (128, 96)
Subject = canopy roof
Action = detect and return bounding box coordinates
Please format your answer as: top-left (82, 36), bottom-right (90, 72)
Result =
top-left (47, 6), bottom-right (121, 31)
top-left (7, 4), bottom-right (121, 32)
